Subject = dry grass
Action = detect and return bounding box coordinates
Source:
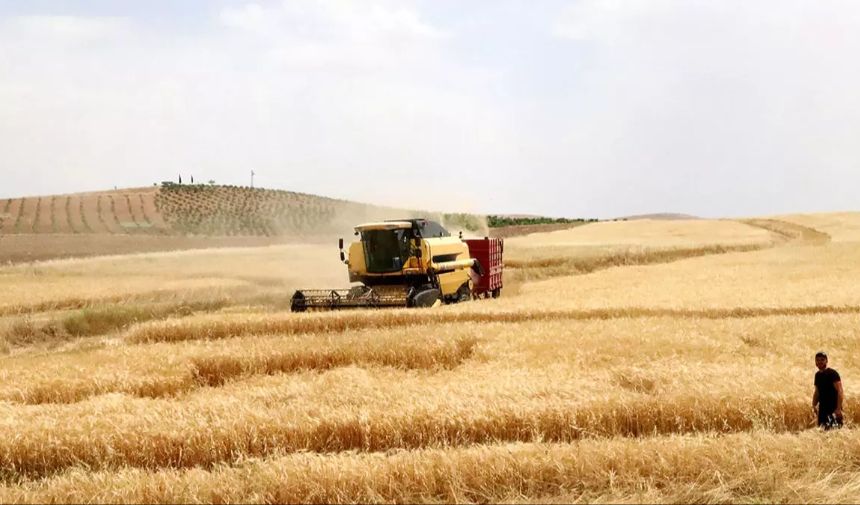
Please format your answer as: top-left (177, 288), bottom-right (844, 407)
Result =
top-left (0, 213), bottom-right (858, 502)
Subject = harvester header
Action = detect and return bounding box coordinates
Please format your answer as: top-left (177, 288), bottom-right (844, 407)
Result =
top-left (290, 218), bottom-right (503, 311)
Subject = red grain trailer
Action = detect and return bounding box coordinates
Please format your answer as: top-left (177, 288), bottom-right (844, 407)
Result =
top-left (464, 238), bottom-right (503, 298)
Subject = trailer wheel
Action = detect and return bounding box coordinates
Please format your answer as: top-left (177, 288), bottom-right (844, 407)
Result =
top-left (491, 288), bottom-right (501, 298)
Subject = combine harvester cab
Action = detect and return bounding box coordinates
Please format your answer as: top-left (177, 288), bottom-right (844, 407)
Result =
top-left (290, 219), bottom-right (503, 312)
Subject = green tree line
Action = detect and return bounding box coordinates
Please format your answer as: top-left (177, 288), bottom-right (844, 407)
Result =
top-left (486, 215), bottom-right (597, 228)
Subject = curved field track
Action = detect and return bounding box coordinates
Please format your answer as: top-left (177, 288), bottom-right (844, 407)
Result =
top-left (0, 212), bottom-right (858, 502)
top-left (742, 218), bottom-right (832, 244)
top-left (777, 211), bottom-right (860, 242)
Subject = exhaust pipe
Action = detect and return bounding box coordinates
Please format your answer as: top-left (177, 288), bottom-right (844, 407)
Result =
top-left (429, 258), bottom-right (475, 273)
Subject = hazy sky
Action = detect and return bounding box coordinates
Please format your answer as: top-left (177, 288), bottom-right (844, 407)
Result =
top-left (1, 1), bottom-right (858, 218)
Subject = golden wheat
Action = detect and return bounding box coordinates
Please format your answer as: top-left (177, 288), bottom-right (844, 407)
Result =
top-left (0, 215), bottom-right (857, 502)
top-left (0, 390), bottom-right (816, 480)
top-left (189, 334), bottom-right (476, 386)
top-left (2, 311), bottom-right (856, 478)
top-left (4, 430), bottom-right (860, 503)
top-left (124, 302), bottom-right (860, 344)
top-left (0, 327), bottom-right (478, 403)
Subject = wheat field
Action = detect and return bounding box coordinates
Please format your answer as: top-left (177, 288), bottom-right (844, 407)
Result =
top-left (1, 214), bottom-right (859, 503)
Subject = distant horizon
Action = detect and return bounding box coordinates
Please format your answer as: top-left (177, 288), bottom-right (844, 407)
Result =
top-left (1, 182), bottom-right (856, 221)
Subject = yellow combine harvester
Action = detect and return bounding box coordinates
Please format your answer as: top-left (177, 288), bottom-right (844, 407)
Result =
top-left (290, 218), bottom-right (503, 311)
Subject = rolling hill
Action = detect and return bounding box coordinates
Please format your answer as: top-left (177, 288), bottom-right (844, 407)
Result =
top-left (0, 184), bottom-right (588, 263)
top-left (0, 184), bottom-right (485, 238)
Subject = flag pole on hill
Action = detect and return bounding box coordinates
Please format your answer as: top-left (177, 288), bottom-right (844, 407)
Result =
top-left (251, 170), bottom-right (255, 188)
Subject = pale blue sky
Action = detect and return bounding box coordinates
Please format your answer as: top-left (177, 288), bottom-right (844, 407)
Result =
top-left (1, 1), bottom-right (858, 218)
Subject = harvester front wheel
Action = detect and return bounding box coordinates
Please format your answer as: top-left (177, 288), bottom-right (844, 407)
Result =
top-left (456, 282), bottom-right (472, 303)
top-left (409, 287), bottom-right (441, 308)
top-left (290, 291), bottom-right (308, 312)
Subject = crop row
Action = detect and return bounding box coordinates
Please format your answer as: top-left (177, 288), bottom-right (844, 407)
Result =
top-left (1, 430), bottom-right (853, 503)
top-left (0, 390), bottom-right (811, 479)
top-left (0, 332), bottom-right (478, 404)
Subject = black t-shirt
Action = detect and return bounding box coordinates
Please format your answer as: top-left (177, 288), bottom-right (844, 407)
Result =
top-left (815, 368), bottom-right (841, 411)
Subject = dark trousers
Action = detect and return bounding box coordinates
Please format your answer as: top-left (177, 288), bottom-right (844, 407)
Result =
top-left (818, 409), bottom-right (844, 430)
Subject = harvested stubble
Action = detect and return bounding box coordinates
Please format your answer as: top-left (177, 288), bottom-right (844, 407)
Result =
top-left (504, 218), bottom-right (775, 249)
top-left (0, 242), bottom-right (345, 316)
top-left (501, 217), bottom-right (832, 288)
top-left (511, 241), bottom-right (860, 312)
top-left (505, 242), bottom-right (770, 283)
top-left (3, 429), bottom-right (859, 504)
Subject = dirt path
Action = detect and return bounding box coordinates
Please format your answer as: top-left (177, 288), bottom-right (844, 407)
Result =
top-left (740, 218), bottom-right (831, 245)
